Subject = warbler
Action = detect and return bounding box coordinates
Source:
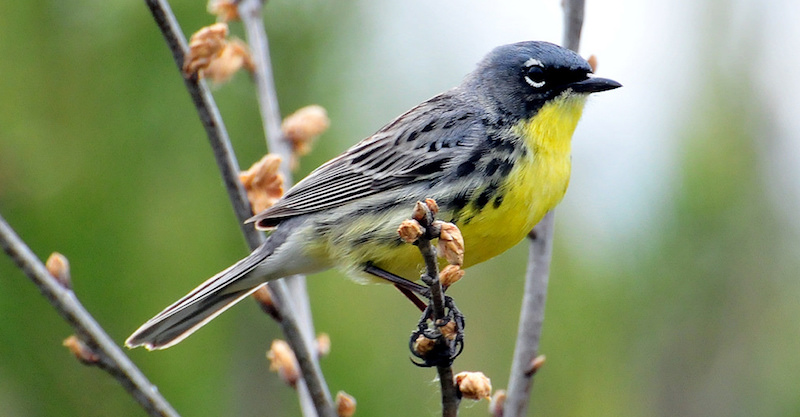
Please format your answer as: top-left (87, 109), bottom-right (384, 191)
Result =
top-left (127, 40), bottom-right (620, 350)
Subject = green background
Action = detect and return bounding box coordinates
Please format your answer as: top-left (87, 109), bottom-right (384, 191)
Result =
top-left (2, 1), bottom-right (799, 416)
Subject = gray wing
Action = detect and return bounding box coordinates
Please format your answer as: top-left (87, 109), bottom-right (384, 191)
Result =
top-left (249, 91), bottom-right (485, 228)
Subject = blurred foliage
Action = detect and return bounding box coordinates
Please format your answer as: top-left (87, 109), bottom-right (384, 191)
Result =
top-left (1, 1), bottom-right (799, 417)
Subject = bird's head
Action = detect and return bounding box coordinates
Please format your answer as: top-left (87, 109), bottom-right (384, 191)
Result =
top-left (466, 41), bottom-right (621, 119)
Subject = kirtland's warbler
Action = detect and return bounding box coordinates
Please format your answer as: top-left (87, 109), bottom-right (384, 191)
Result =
top-left (127, 41), bottom-right (621, 350)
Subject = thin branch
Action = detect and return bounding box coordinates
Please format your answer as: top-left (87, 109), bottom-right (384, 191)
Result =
top-left (438, 367), bottom-right (460, 417)
top-left (503, 211), bottom-right (555, 417)
top-left (236, 0), bottom-right (314, 360)
top-left (413, 205), bottom-right (460, 417)
top-left (237, 0), bottom-right (293, 178)
top-left (418, 242), bottom-right (446, 319)
top-left (503, 0), bottom-right (586, 414)
top-left (561, 0), bottom-right (585, 52)
top-left (0, 215), bottom-right (181, 417)
top-left (270, 288), bottom-right (334, 417)
top-left (417, 241), bottom-right (460, 417)
top-left (237, 1), bottom-right (323, 415)
top-left (143, 1), bottom-right (335, 415)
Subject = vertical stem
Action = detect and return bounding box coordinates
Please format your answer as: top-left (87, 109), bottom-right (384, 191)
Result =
top-left (415, 213), bottom-right (460, 416)
top-left (237, 0), bottom-right (293, 178)
top-left (268, 283), bottom-right (335, 417)
top-left (237, 0), bottom-right (318, 348)
top-left (503, 1), bottom-right (586, 411)
top-left (503, 211), bottom-right (555, 417)
top-left (561, 0), bottom-right (585, 51)
top-left (418, 242), bottom-right (446, 319)
top-left (438, 365), bottom-right (460, 417)
top-left (236, 1), bottom-right (324, 414)
top-left (421, 243), bottom-right (460, 416)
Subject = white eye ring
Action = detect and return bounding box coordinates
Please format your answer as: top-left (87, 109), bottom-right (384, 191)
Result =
top-left (525, 76), bottom-right (545, 88)
top-left (523, 58), bottom-right (546, 88)
top-left (523, 58), bottom-right (543, 68)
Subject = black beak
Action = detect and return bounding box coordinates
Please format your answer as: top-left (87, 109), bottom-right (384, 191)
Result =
top-left (568, 76), bottom-right (622, 93)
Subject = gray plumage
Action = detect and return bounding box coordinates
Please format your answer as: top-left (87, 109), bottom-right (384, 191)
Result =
top-left (126, 41), bottom-right (620, 350)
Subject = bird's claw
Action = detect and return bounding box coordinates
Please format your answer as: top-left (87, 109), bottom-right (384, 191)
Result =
top-left (408, 297), bottom-right (465, 367)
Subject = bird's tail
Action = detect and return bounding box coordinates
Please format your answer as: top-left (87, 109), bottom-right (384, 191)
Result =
top-left (125, 242), bottom-right (274, 350)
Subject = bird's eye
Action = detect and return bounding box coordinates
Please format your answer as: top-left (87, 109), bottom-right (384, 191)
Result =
top-left (524, 66), bottom-right (546, 88)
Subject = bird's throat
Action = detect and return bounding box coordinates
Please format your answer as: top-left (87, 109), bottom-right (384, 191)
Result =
top-left (517, 92), bottom-right (588, 157)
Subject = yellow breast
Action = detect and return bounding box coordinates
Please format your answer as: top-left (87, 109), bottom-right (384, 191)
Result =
top-left (457, 93), bottom-right (589, 267)
top-left (315, 93), bottom-right (591, 282)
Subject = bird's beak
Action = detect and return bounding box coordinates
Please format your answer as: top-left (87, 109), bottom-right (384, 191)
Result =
top-left (568, 76), bottom-right (622, 93)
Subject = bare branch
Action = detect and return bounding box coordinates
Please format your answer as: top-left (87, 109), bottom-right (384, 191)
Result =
top-left (237, 0), bottom-right (293, 179)
top-left (561, 0), bottom-right (585, 52)
top-left (143, 1), bottom-right (334, 415)
top-left (503, 211), bottom-right (555, 417)
top-left (0, 214), bottom-right (181, 417)
top-left (237, 1), bottom-right (327, 414)
top-left (270, 288), bottom-right (335, 417)
top-left (503, 1), bottom-right (586, 413)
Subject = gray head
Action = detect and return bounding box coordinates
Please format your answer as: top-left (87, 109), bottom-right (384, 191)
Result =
top-left (464, 41), bottom-right (621, 118)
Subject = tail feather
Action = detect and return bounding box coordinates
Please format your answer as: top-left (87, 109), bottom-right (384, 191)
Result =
top-left (126, 243), bottom-right (272, 350)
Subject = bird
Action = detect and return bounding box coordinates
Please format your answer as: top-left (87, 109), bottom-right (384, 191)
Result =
top-left (126, 40), bottom-right (621, 350)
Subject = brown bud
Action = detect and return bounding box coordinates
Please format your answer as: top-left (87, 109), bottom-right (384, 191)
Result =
top-left (252, 285), bottom-right (273, 306)
top-left (525, 354), bottom-right (546, 376)
top-left (63, 335), bottom-right (99, 365)
top-left (437, 222), bottom-right (464, 266)
top-left (412, 334), bottom-right (435, 357)
top-left (439, 264), bottom-right (464, 289)
top-left (207, 0), bottom-right (239, 22)
top-left (335, 391), bottom-right (357, 417)
top-left (454, 371), bottom-right (492, 401)
top-left (267, 339), bottom-right (300, 387)
top-left (183, 23), bottom-right (229, 77)
top-left (316, 333), bottom-right (331, 358)
top-left (587, 54), bottom-right (598, 72)
top-left (252, 285), bottom-right (281, 321)
top-left (411, 200), bottom-right (428, 222)
top-left (397, 219), bottom-right (423, 243)
top-left (282, 105), bottom-right (330, 160)
top-left (204, 39), bottom-right (254, 84)
top-left (424, 198), bottom-right (439, 215)
top-left (489, 389), bottom-right (507, 417)
top-left (440, 320), bottom-right (458, 341)
top-left (46, 252), bottom-right (71, 289)
top-left (240, 154), bottom-right (285, 214)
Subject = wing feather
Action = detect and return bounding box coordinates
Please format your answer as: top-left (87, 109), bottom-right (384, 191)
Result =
top-left (248, 90), bottom-right (484, 228)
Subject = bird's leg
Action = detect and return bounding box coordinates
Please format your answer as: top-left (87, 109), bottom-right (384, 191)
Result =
top-left (364, 264), bottom-right (429, 311)
top-left (363, 263), bottom-right (465, 367)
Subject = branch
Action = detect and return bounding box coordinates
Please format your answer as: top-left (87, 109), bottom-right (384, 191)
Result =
top-left (143, 1), bottom-right (334, 415)
top-left (417, 241), bottom-right (460, 417)
top-left (237, 0), bottom-right (293, 177)
top-left (237, 1), bottom-right (323, 414)
top-left (0, 214), bottom-right (181, 417)
top-left (503, 211), bottom-right (555, 417)
top-left (409, 202), bottom-right (461, 417)
top-left (503, 0), bottom-right (586, 414)
top-left (561, 0), bottom-right (585, 52)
